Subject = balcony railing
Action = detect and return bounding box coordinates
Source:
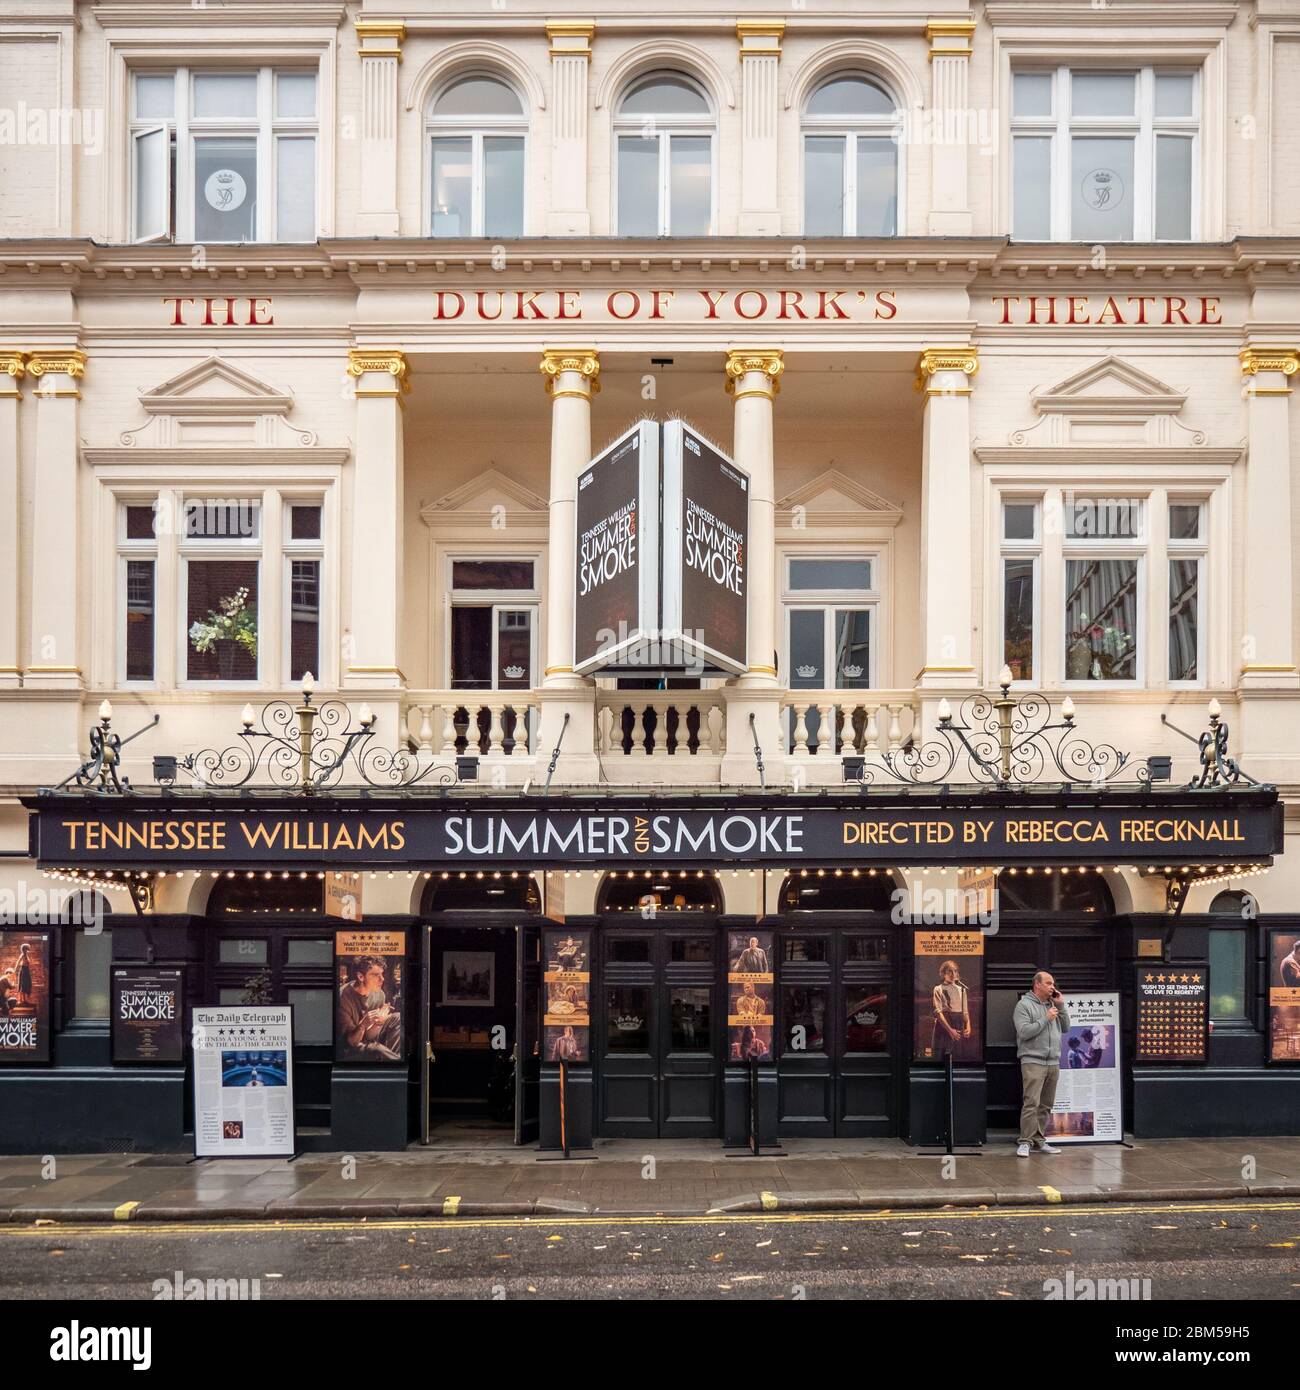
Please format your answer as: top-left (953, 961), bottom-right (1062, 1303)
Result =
top-left (404, 692), bottom-right (538, 758)
top-left (781, 691), bottom-right (920, 758)
top-left (596, 690), bottom-right (727, 758)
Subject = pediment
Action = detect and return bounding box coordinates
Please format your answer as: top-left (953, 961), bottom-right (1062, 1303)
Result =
top-left (421, 468), bottom-right (548, 530)
top-left (777, 469), bottom-right (903, 527)
top-left (1010, 356), bottom-right (1205, 448)
top-left (122, 356), bottom-right (315, 447)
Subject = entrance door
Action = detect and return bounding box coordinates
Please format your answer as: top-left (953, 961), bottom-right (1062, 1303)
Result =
top-left (598, 926), bottom-right (720, 1138)
top-left (514, 922), bottom-right (541, 1143)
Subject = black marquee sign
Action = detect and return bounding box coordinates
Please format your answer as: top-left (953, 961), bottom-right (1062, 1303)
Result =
top-left (27, 792), bottom-right (1282, 873)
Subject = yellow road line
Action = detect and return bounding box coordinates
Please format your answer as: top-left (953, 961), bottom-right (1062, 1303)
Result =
top-left (1, 1199), bottom-right (1297, 1239)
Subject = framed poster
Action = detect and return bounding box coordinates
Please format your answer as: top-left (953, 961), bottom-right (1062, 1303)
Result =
top-left (727, 930), bottom-right (773, 1064)
top-left (334, 930), bottom-right (405, 1063)
top-left (543, 928), bottom-right (590, 1063)
top-left (913, 929), bottom-right (984, 1064)
top-left (573, 419), bottom-right (660, 674)
top-left (0, 931), bottom-right (51, 1064)
top-left (1267, 931), bottom-right (1300, 1063)
top-left (111, 966), bottom-right (184, 1064)
top-left (1046, 992), bottom-right (1122, 1144)
top-left (192, 1005), bottom-right (295, 1157)
top-left (442, 950), bottom-right (494, 1007)
top-left (661, 420), bottom-right (749, 675)
top-left (1134, 964), bottom-right (1209, 1063)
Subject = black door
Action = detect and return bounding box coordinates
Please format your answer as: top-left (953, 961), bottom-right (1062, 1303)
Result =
top-left (598, 925), bottom-right (721, 1138)
top-left (515, 922), bottom-right (541, 1143)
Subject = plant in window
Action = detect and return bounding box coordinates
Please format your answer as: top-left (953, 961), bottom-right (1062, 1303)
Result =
top-left (188, 586), bottom-right (258, 676)
top-left (1065, 611), bottom-right (1132, 680)
top-left (239, 967), bottom-right (273, 1006)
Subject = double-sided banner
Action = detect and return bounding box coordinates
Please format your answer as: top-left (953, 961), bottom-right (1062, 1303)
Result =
top-left (1047, 992), bottom-right (1122, 1144)
top-left (727, 929), bottom-right (774, 1063)
top-left (661, 421), bottom-right (749, 675)
top-left (574, 420), bottom-right (658, 675)
top-left (111, 966), bottom-right (184, 1064)
top-left (192, 1006), bottom-right (295, 1157)
top-left (0, 931), bottom-right (50, 1064)
top-left (543, 927), bottom-right (590, 1063)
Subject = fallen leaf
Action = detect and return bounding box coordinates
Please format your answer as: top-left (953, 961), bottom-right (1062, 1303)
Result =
top-left (48, 1250), bottom-right (63, 1257)
top-left (756, 1239), bottom-right (772, 1248)
top-left (547, 1235), bottom-right (563, 1243)
top-left (708, 1253), bottom-right (725, 1262)
top-left (398, 1264), bottom-right (411, 1271)
top-left (732, 1275), bottom-right (764, 1282)
top-left (1266, 1241), bottom-right (1295, 1249)
top-left (959, 1254), bottom-right (990, 1262)
top-left (997, 1290), bottom-right (1014, 1298)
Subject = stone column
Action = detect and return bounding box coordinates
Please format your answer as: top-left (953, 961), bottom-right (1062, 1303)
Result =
top-left (721, 349), bottom-right (784, 784)
top-left (344, 349), bottom-right (407, 690)
top-left (356, 21), bottom-right (405, 236)
top-left (917, 346), bottom-right (979, 690)
top-left (737, 21), bottom-right (783, 236)
top-left (536, 348), bottom-right (600, 780)
top-left (547, 22), bottom-right (594, 235)
top-left (925, 20), bottom-right (975, 235)
top-left (25, 350), bottom-right (85, 690)
top-left (0, 351), bottom-right (23, 690)
top-left (1239, 346), bottom-right (1299, 688)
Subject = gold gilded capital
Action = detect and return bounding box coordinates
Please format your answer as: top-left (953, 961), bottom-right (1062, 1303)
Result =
top-left (355, 19), bottom-right (405, 60)
top-left (27, 350), bottom-right (86, 380)
top-left (725, 348), bottom-right (784, 398)
top-left (540, 347), bottom-right (600, 396)
top-left (347, 349), bottom-right (410, 395)
top-left (916, 346), bottom-right (978, 393)
top-left (0, 351), bottom-right (25, 394)
top-left (1240, 347), bottom-right (1300, 378)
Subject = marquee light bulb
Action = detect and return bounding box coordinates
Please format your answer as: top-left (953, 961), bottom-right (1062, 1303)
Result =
top-left (98, 700), bottom-right (113, 721)
top-left (240, 704), bottom-right (255, 729)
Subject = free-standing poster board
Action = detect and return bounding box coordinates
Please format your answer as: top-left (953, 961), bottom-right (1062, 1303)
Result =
top-left (1047, 992), bottom-right (1123, 1144)
top-left (192, 1005), bottom-right (295, 1157)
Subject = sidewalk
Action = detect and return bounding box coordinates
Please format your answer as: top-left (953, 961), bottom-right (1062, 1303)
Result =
top-left (2, 1136), bottom-right (1298, 1222)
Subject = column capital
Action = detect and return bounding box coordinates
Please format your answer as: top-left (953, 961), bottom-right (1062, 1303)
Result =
top-left (737, 19), bottom-right (785, 54)
top-left (540, 347), bottom-right (600, 396)
top-left (347, 349), bottom-right (410, 397)
top-left (547, 20), bottom-right (594, 56)
top-left (27, 350), bottom-right (86, 397)
top-left (0, 351), bottom-right (25, 396)
top-left (926, 18), bottom-right (976, 59)
top-left (355, 19), bottom-right (405, 61)
top-left (916, 346), bottom-right (978, 394)
top-left (725, 348), bottom-right (784, 398)
top-left (1240, 346), bottom-right (1299, 392)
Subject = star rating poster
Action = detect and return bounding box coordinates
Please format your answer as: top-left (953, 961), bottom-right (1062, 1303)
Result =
top-left (1134, 966), bottom-right (1209, 1064)
top-left (913, 929), bottom-right (984, 1064)
top-left (1046, 993), bottom-right (1122, 1144)
top-left (192, 1006), bottom-right (295, 1157)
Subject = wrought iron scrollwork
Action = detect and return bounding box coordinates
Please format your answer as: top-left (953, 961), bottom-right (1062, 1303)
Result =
top-left (49, 708), bottom-right (160, 795)
top-left (1161, 703), bottom-right (1260, 789)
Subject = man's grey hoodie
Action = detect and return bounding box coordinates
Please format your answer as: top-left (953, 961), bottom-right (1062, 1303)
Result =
top-left (1014, 990), bottom-right (1070, 1064)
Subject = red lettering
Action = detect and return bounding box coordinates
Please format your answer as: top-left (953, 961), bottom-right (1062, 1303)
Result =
top-left (1164, 296), bottom-right (1190, 326)
top-left (648, 289), bottom-right (674, 320)
top-left (164, 297), bottom-right (193, 326)
top-left (1096, 296), bottom-right (1125, 325)
top-left (247, 297), bottom-right (273, 326)
top-left (777, 290), bottom-right (809, 320)
top-left (556, 289), bottom-right (582, 320)
top-left (698, 289), bottom-right (725, 320)
top-left (1066, 296), bottom-right (1088, 325)
top-left (735, 290), bottom-right (769, 320)
top-left (433, 291), bottom-right (466, 321)
top-left (607, 290), bottom-right (640, 320)
top-left (513, 290), bottom-right (546, 320)
top-left (1199, 296), bottom-right (1222, 326)
top-left (991, 295), bottom-right (1019, 325)
top-left (817, 290), bottom-right (849, 321)
top-left (1026, 296), bottom-right (1057, 326)
top-left (874, 289), bottom-right (898, 320)
top-left (474, 291), bottom-right (504, 321)
top-left (1126, 296), bottom-right (1156, 325)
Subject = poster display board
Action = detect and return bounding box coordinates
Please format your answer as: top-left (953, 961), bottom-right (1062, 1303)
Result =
top-left (111, 966), bottom-right (184, 1064)
top-left (1046, 992), bottom-right (1122, 1144)
top-left (727, 930), bottom-right (773, 1063)
top-left (192, 1006), bottom-right (295, 1157)
top-left (913, 929), bottom-right (984, 1063)
top-left (1134, 965), bottom-right (1209, 1063)
top-left (1267, 931), bottom-right (1300, 1063)
top-left (0, 930), bottom-right (51, 1064)
top-left (334, 930), bottom-right (405, 1063)
top-left (661, 420), bottom-right (749, 675)
top-left (543, 928), bottom-right (590, 1063)
top-left (574, 420), bottom-right (659, 674)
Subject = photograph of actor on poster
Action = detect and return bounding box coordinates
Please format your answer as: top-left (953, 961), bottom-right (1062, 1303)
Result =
top-left (334, 931), bottom-right (405, 1063)
top-left (1268, 932), bottom-right (1300, 1063)
top-left (0, 931), bottom-right (50, 1065)
top-left (1045, 993), bottom-right (1123, 1144)
top-left (913, 930), bottom-right (984, 1064)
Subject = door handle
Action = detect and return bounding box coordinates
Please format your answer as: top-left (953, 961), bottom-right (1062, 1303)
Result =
top-left (426, 1043), bottom-right (436, 1063)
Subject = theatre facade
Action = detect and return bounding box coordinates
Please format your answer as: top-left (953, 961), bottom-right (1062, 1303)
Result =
top-left (2, 0), bottom-right (1300, 1153)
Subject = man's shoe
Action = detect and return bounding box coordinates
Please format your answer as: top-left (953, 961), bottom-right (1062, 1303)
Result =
top-left (1016, 1142), bottom-right (1032, 1157)
top-left (1037, 1143), bottom-right (1062, 1155)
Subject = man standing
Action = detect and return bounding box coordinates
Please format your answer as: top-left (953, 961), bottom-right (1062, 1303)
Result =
top-left (1014, 970), bottom-right (1070, 1157)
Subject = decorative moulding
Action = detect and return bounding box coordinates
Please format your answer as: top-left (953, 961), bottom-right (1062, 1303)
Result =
top-left (420, 467), bottom-right (549, 533)
top-left (120, 357), bottom-right (318, 447)
top-left (776, 468), bottom-right (904, 529)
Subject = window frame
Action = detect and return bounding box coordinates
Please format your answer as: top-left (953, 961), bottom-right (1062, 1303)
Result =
top-left (612, 71), bottom-right (717, 237)
top-left (780, 553), bottom-right (880, 691)
top-left (425, 71), bottom-right (529, 239)
top-left (998, 498), bottom-right (1042, 687)
top-left (1009, 64), bottom-right (1200, 242)
top-left (178, 497), bottom-right (264, 688)
top-left (129, 65), bottom-right (320, 244)
top-left (800, 72), bottom-right (904, 237)
top-left (1166, 497), bottom-right (1206, 688)
top-left (442, 552), bottom-right (541, 691)
top-left (281, 497), bottom-right (326, 686)
top-left (117, 500), bottom-right (160, 687)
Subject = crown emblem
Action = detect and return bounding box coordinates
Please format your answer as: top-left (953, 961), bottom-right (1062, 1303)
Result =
top-left (796, 664), bottom-right (819, 679)
top-left (503, 665), bottom-right (525, 680)
top-left (841, 664), bottom-right (863, 679)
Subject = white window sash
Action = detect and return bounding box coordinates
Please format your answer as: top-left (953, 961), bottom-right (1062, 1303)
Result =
top-left (131, 124), bottom-right (171, 243)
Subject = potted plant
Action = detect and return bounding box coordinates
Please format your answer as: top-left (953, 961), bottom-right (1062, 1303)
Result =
top-left (189, 586), bottom-right (258, 678)
top-left (1066, 612), bottom-right (1133, 680)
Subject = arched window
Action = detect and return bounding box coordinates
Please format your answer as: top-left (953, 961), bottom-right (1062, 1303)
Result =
top-left (802, 73), bottom-right (900, 236)
top-left (997, 871), bottom-right (1115, 915)
top-left (778, 870), bottom-right (897, 912)
top-left (615, 72), bottom-right (714, 236)
top-left (428, 74), bottom-right (526, 237)
top-left (597, 869), bottom-right (722, 914)
top-left (207, 874), bottom-right (324, 916)
top-left (421, 872), bottom-right (541, 913)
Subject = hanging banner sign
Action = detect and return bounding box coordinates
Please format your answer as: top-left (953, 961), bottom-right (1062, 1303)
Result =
top-left (1046, 992), bottom-right (1122, 1144)
top-left (0, 931), bottom-right (50, 1064)
top-left (192, 1005), bottom-right (295, 1157)
top-left (574, 420), bottom-right (659, 674)
top-left (325, 870), bottom-right (362, 921)
top-left (662, 421), bottom-right (749, 675)
top-left (111, 966), bottom-right (184, 1064)
top-left (543, 928), bottom-right (590, 1063)
top-left (913, 930), bottom-right (984, 1064)
top-left (31, 798), bottom-right (1282, 870)
top-left (1134, 965), bottom-right (1209, 1063)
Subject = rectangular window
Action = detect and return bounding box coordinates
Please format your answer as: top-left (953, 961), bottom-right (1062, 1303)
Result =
top-left (1064, 557), bottom-right (1138, 681)
top-left (843, 986), bottom-right (888, 1053)
top-left (125, 560), bottom-right (156, 682)
top-left (131, 67), bottom-right (318, 243)
top-left (781, 985), bottom-right (828, 1054)
top-left (186, 558), bottom-right (260, 682)
top-left (73, 929), bottom-right (113, 1020)
top-left (1208, 930), bottom-right (1246, 1020)
top-left (283, 499), bottom-right (324, 683)
top-left (668, 135), bottom-right (711, 236)
top-left (617, 136), bottom-right (659, 237)
top-left (446, 557), bottom-right (539, 690)
top-left (119, 502), bottom-right (158, 683)
top-left (1168, 500), bottom-right (1205, 684)
top-left (803, 135), bottom-right (845, 237)
top-left (1000, 501), bottom-right (1039, 682)
top-left (432, 137), bottom-right (473, 235)
top-left (1011, 66), bottom-right (1198, 241)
